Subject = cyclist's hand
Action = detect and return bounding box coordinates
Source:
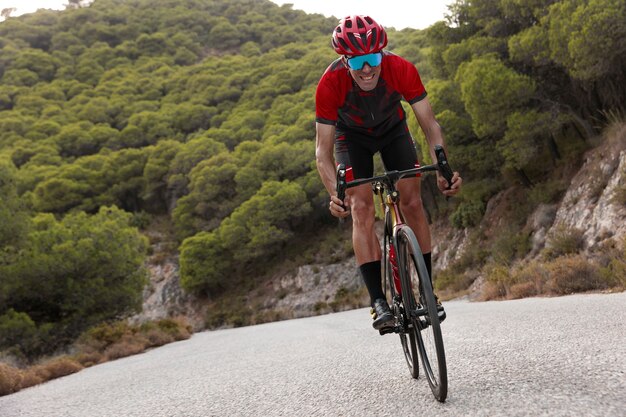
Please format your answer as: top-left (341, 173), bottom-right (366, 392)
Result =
top-left (329, 195), bottom-right (350, 218)
top-left (437, 171), bottom-right (462, 197)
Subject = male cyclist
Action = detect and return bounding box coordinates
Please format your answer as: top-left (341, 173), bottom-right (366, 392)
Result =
top-left (315, 15), bottom-right (462, 330)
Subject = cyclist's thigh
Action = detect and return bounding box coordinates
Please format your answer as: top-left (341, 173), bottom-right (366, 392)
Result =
top-left (334, 131), bottom-right (375, 181)
top-left (379, 123), bottom-right (419, 172)
top-left (335, 132), bottom-right (376, 217)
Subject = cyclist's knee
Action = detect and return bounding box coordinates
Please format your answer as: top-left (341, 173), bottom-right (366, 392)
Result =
top-left (401, 194), bottom-right (425, 216)
top-left (350, 199), bottom-right (375, 227)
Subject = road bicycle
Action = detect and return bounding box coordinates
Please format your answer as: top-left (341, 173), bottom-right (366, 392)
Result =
top-left (336, 145), bottom-right (453, 402)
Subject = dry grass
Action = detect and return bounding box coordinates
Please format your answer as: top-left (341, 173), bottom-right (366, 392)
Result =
top-left (546, 255), bottom-right (603, 295)
top-left (542, 225), bottom-right (584, 260)
top-left (509, 281), bottom-right (538, 299)
top-left (74, 351), bottom-right (105, 368)
top-left (104, 336), bottom-right (149, 360)
top-left (0, 317), bottom-right (193, 397)
top-left (0, 363), bottom-right (22, 396)
top-left (17, 369), bottom-right (43, 390)
top-left (480, 252), bottom-right (620, 301)
top-left (0, 357), bottom-right (84, 395)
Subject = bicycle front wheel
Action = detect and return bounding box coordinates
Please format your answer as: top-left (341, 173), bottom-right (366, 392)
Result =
top-left (397, 227), bottom-right (448, 402)
top-left (386, 252), bottom-right (419, 379)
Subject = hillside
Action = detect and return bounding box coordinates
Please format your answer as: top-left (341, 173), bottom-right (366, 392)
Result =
top-left (1, 0), bottom-right (625, 363)
top-left (133, 122), bottom-right (626, 329)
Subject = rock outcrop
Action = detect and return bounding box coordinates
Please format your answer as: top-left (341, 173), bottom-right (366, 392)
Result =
top-left (546, 125), bottom-right (626, 252)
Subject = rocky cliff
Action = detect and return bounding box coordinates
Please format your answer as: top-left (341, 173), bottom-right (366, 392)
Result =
top-left (547, 124), bottom-right (626, 251)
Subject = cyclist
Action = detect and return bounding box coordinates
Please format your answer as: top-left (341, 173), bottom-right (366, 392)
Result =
top-left (315, 15), bottom-right (462, 330)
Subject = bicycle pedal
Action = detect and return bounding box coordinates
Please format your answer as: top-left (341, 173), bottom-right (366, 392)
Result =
top-left (378, 326), bottom-right (397, 336)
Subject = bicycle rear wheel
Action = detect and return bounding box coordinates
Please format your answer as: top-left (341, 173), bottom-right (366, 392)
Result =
top-left (397, 227), bottom-right (448, 402)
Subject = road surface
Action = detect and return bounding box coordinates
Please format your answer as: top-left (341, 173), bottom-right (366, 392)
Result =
top-left (1, 292), bottom-right (625, 416)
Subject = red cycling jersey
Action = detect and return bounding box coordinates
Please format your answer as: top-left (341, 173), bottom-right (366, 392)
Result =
top-left (315, 51), bottom-right (427, 137)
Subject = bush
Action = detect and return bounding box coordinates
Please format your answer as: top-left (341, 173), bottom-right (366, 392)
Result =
top-left (600, 257), bottom-right (626, 289)
top-left (510, 261), bottom-right (549, 296)
top-left (78, 318), bottom-right (193, 357)
top-left (329, 286), bottom-right (368, 311)
top-left (77, 321), bottom-right (134, 352)
top-left (104, 336), bottom-right (148, 360)
top-left (435, 269), bottom-right (475, 294)
top-left (155, 317), bottom-right (192, 341)
top-left (612, 182), bottom-right (626, 205)
top-left (0, 315), bottom-right (194, 396)
top-left (482, 263), bottom-right (515, 299)
top-left (546, 255), bottom-right (603, 295)
top-left (252, 310), bottom-right (285, 325)
top-left (0, 310), bottom-right (37, 355)
top-left (450, 200), bottom-right (485, 228)
top-left (20, 357), bottom-right (82, 385)
top-left (1, 207), bottom-right (148, 359)
top-left (529, 179), bottom-right (568, 205)
top-left (509, 281), bottom-right (538, 299)
top-left (17, 368), bottom-right (43, 390)
top-left (73, 351), bottom-right (104, 367)
top-left (204, 296), bottom-right (254, 329)
top-left (543, 225), bottom-right (584, 260)
top-left (143, 329), bottom-right (175, 347)
top-left (491, 228), bottom-right (531, 265)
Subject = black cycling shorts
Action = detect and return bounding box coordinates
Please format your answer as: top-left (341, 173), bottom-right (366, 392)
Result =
top-left (335, 121), bottom-right (419, 182)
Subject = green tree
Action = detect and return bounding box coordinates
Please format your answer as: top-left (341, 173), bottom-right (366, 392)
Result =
top-left (53, 121), bottom-right (99, 157)
top-left (498, 110), bottom-right (553, 171)
top-left (0, 158), bottom-right (28, 253)
top-left (179, 230), bottom-right (231, 295)
top-left (0, 207), bottom-right (148, 356)
top-left (219, 180), bottom-right (312, 263)
top-left (173, 152), bottom-right (240, 238)
top-left (11, 48), bottom-right (60, 82)
top-left (167, 136), bottom-right (227, 201)
top-left (456, 54), bottom-right (536, 138)
top-left (209, 19), bottom-right (241, 49)
top-left (142, 140), bottom-right (182, 212)
top-left (0, 309), bottom-right (40, 358)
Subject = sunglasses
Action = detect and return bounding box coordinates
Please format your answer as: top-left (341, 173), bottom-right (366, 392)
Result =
top-left (346, 52), bottom-right (383, 70)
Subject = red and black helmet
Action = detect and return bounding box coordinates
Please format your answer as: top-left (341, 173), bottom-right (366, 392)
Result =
top-left (331, 15), bottom-right (388, 56)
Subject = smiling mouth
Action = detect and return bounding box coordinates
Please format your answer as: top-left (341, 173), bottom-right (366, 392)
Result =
top-left (360, 73), bottom-right (376, 81)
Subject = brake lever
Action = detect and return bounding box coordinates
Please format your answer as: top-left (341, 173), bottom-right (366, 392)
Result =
top-left (434, 145), bottom-right (454, 190)
top-left (336, 164), bottom-right (347, 208)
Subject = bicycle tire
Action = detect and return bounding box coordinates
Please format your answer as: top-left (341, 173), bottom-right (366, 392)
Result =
top-left (386, 247), bottom-right (419, 379)
top-left (383, 211), bottom-right (420, 378)
top-left (396, 226), bottom-right (448, 402)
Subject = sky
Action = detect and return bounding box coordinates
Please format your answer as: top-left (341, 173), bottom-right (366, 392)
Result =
top-left (0, 0), bottom-right (454, 29)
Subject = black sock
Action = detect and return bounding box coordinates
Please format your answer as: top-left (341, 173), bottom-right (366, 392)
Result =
top-left (359, 261), bottom-right (385, 306)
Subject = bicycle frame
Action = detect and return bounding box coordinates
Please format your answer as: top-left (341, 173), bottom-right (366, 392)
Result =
top-left (375, 167), bottom-right (437, 329)
top-left (337, 161), bottom-right (442, 327)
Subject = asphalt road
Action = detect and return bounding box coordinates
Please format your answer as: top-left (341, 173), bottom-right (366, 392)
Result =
top-left (1, 292), bottom-right (625, 417)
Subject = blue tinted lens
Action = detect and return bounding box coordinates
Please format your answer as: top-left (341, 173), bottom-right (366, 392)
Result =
top-left (347, 53), bottom-right (382, 70)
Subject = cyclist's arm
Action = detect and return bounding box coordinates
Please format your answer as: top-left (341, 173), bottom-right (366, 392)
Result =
top-left (410, 98), bottom-right (462, 195)
top-left (315, 122), bottom-right (350, 217)
top-left (410, 97), bottom-right (444, 161)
